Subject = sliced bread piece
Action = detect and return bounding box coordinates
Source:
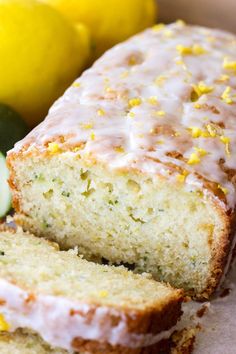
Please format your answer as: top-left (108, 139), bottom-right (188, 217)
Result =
top-left (0, 227), bottom-right (183, 353)
top-left (8, 21), bottom-right (236, 299)
top-left (0, 329), bottom-right (195, 354)
top-left (0, 330), bottom-right (68, 354)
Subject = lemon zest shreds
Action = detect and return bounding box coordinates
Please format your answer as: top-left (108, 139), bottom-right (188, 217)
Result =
top-left (73, 146), bottom-right (83, 152)
top-left (176, 170), bottom-right (189, 183)
top-left (220, 136), bottom-right (231, 155)
top-left (97, 108), bottom-right (105, 116)
top-left (155, 110), bottom-right (166, 117)
top-left (81, 123), bottom-right (94, 129)
top-left (189, 127), bottom-right (203, 138)
top-left (219, 74), bottom-right (230, 82)
top-left (189, 126), bottom-right (215, 138)
top-left (114, 146), bottom-right (125, 153)
top-left (218, 184), bottom-right (228, 195)
top-left (206, 124), bottom-right (217, 137)
top-left (176, 44), bottom-right (207, 56)
top-left (128, 97), bottom-right (142, 108)
top-left (176, 45), bottom-right (192, 55)
top-left (192, 82), bottom-right (214, 98)
top-left (0, 314), bottom-right (10, 331)
top-left (90, 131), bottom-right (95, 141)
top-left (187, 147), bottom-right (207, 165)
top-left (147, 96), bottom-right (158, 105)
top-left (127, 111), bottom-right (135, 118)
top-left (72, 82), bottom-right (80, 88)
top-left (194, 147), bottom-right (207, 156)
top-left (223, 57), bottom-right (236, 71)
top-left (192, 44), bottom-right (207, 55)
top-left (152, 23), bottom-right (165, 32)
top-left (187, 152), bottom-right (200, 165)
top-left (221, 86), bottom-right (234, 104)
top-left (47, 142), bottom-right (60, 153)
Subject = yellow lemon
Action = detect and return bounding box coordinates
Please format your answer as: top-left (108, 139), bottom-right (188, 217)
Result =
top-left (0, 0), bottom-right (90, 126)
top-left (40, 0), bottom-right (157, 58)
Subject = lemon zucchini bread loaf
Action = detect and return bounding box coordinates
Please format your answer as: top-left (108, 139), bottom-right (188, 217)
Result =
top-left (8, 21), bottom-right (236, 299)
top-left (0, 227), bottom-right (183, 353)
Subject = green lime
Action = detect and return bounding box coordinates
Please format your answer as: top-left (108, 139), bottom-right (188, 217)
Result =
top-left (0, 103), bottom-right (28, 155)
top-left (0, 152), bottom-right (11, 217)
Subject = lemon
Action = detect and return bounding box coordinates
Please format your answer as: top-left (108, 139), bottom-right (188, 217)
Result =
top-left (0, 0), bottom-right (90, 127)
top-left (40, 0), bottom-right (157, 58)
top-left (0, 103), bottom-right (28, 154)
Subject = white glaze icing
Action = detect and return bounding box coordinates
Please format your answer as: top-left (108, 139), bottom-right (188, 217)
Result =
top-left (0, 279), bottom-right (179, 350)
top-left (11, 22), bottom-right (236, 209)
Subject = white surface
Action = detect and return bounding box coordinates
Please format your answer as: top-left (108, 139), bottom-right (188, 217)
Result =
top-left (182, 260), bottom-right (236, 353)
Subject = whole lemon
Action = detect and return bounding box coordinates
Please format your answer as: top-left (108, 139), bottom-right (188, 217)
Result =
top-left (0, 0), bottom-right (90, 126)
top-left (40, 0), bottom-right (157, 58)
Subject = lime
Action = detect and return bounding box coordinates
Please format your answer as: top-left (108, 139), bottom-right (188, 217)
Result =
top-left (0, 103), bottom-right (28, 155)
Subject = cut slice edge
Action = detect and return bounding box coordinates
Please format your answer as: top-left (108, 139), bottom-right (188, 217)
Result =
top-left (0, 153), bottom-right (11, 217)
top-left (0, 227), bottom-right (183, 353)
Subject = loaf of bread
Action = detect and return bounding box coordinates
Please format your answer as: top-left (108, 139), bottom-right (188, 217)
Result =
top-left (0, 227), bottom-right (183, 353)
top-left (8, 21), bottom-right (236, 298)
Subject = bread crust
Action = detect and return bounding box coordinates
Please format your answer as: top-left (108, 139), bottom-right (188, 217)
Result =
top-left (70, 296), bottom-right (183, 353)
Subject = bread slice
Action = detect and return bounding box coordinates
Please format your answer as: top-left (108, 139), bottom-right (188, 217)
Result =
top-left (7, 21), bottom-right (236, 299)
top-left (0, 328), bottom-right (195, 354)
top-left (0, 330), bottom-right (68, 354)
top-left (0, 227), bottom-right (183, 353)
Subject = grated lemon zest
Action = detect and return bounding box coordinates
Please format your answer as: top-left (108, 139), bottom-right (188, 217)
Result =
top-left (147, 96), bottom-right (158, 105)
top-left (128, 97), bottom-right (142, 108)
top-left (221, 86), bottom-right (233, 104)
top-left (223, 57), bottom-right (236, 71)
top-left (192, 82), bottom-right (214, 98)
top-left (47, 142), bottom-right (60, 153)
top-left (155, 110), bottom-right (166, 116)
top-left (97, 108), bottom-right (105, 116)
top-left (152, 23), bottom-right (165, 32)
top-left (72, 82), bottom-right (80, 88)
top-left (176, 44), bottom-right (207, 56)
top-left (218, 184), bottom-right (228, 195)
top-left (81, 123), bottom-right (94, 130)
top-left (114, 146), bottom-right (125, 153)
top-left (0, 314), bottom-right (10, 331)
top-left (220, 136), bottom-right (231, 155)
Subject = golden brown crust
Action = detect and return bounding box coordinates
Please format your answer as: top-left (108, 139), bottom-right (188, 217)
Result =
top-left (200, 204), bottom-right (236, 299)
top-left (71, 295), bottom-right (183, 353)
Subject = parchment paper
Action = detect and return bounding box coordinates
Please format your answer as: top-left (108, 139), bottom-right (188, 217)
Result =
top-left (181, 261), bottom-right (236, 353)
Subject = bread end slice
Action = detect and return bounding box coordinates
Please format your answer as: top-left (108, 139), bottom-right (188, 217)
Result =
top-left (0, 227), bottom-right (183, 353)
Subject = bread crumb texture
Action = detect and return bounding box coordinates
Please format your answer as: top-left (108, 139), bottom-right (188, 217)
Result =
top-left (10, 155), bottom-right (227, 297)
